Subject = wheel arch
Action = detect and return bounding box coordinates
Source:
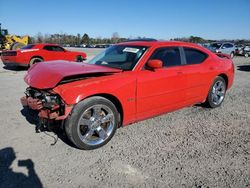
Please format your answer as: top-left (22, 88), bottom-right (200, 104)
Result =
top-left (30, 56), bottom-right (44, 62)
top-left (75, 54), bottom-right (86, 62)
top-left (218, 73), bottom-right (228, 89)
top-left (82, 93), bottom-right (124, 127)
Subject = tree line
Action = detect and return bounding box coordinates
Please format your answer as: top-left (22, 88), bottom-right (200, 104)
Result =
top-left (30, 32), bottom-right (127, 45)
top-left (29, 32), bottom-right (250, 45)
top-left (171, 36), bottom-right (250, 45)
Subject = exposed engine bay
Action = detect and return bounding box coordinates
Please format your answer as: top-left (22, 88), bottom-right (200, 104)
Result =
top-left (21, 87), bottom-right (72, 131)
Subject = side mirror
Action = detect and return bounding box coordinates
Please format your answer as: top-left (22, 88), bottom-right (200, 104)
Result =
top-left (146, 59), bottom-right (163, 70)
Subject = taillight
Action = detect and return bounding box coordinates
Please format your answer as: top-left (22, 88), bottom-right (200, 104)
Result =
top-left (1, 51), bottom-right (17, 56)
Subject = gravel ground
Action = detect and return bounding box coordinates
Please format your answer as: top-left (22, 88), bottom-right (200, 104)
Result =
top-left (0, 49), bottom-right (249, 188)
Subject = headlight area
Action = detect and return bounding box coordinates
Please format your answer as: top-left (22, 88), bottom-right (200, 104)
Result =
top-left (21, 87), bottom-right (73, 121)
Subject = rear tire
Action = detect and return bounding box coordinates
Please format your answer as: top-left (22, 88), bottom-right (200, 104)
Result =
top-left (230, 52), bottom-right (234, 59)
top-left (245, 53), bottom-right (249, 58)
top-left (65, 96), bottom-right (120, 150)
top-left (76, 55), bottom-right (84, 62)
top-left (29, 57), bottom-right (43, 66)
top-left (203, 76), bottom-right (226, 108)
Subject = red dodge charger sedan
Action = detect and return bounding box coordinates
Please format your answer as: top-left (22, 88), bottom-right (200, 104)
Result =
top-left (1, 43), bottom-right (86, 67)
top-left (21, 40), bottom-right (234, 150)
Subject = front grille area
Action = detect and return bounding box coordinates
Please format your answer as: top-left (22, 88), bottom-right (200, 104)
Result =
top-left (1, 51), bottom-right (17, 56)
top-left (26, 88), bottom-right (42, 98)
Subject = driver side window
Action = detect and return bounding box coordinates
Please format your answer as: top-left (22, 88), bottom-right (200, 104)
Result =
top-left (150, 47), bottom-right (181, 67)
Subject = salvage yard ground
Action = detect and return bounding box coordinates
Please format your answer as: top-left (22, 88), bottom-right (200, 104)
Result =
top-left (0, 48), bottom-right (249, 187)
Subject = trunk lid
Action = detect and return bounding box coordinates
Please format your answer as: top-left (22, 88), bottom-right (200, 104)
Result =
top-left (215, 53), bottom-right (231, 59)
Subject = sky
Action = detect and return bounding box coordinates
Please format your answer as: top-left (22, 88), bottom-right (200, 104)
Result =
top-left (0, 0), bottom-right (250, 40)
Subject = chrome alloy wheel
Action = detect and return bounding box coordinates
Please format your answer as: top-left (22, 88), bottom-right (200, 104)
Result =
top-left (77, 104), bottom-right (115, 146)
top-left (211, 80), bottom-right (226, 105)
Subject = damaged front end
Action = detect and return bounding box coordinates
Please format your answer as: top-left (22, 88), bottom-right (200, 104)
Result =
top-left (21, 87), bottom-right (72, 131)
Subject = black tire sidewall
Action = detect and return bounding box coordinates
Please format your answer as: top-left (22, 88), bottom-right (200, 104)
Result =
top-left (230, 52), bottom-right (234, 58)
top-left (76, 55), bottom-right (83, 62)
top-left (65, 96), bottom-right (120, 150)
top-left (206, 77), bottom-right (226, 108)
top-left (30, 58), bottom-right (43, 66)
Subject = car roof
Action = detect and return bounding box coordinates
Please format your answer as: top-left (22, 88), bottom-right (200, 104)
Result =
top-left (118, 40), bottom-right (202, 48)
top-left (117, 41), bottom-right (207, 49)
top-left (117, 40), bottom-right (215, 56)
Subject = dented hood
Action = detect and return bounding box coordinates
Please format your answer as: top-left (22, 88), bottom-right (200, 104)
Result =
top-left (24, 61), bottom-right (122, 89)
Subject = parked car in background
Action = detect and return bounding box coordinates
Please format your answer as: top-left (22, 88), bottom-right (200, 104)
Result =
top-left (242, 45), bottom-right (250, 57)
top-left (235, 44), bottom-right (244, 56)
top-left (1, 44), bottom-right (87, 67)
top-left (80, 44), bottom-right (87, 48)
top-left (95, 44), bottom-right (111, 48)
top-left (208, 42), bottom-right (236, 58)
top-left (21, 40), bottom-right (234, 150)
top-left (95, 44), bottom-right (106, 48)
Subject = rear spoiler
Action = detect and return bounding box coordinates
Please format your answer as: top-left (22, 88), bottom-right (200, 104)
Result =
top-left (215, 53), bottom-right (231, 59)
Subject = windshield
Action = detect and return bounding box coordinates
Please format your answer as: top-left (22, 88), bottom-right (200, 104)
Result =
top-left (210, 43), bottom-right (222, 49)
top-left (21, 44), bottom-right (35, 49)
top-left (88, 45), bottom-right (148, 70)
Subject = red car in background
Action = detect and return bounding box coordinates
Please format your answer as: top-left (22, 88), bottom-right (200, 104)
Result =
top-left (21, 40), bottom-right (234, 150)
top-left (1, 44), bottom-right (87, 67)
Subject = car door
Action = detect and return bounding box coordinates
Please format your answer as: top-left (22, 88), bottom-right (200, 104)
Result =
top-left (136, 47), bottom-right (187, 120)
top-left (43, 45), bottom-right (66, 60)
top-left (181, 47), bottom-right (209, 103)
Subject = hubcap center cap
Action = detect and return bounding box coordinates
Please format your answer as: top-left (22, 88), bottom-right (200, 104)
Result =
top-left (91, 119), bottom-right (101, 129)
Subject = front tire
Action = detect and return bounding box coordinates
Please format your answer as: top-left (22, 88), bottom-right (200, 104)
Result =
top-left (65, 96), bottom-right (120, 150)
top-left (244, 53), bottom-right (249, 58)
top-left (204, 76), bottom-right (226, 108)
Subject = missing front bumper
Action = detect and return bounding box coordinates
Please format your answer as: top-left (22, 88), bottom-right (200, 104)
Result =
top-left (20, 96), bottom-right (72, 120)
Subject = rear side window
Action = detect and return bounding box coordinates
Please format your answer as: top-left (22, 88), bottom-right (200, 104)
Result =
top-left (184, 48), bottom-right (208, 65)
top-left (150, 47), bottom-right (181, 67)
top-left (43, 46), bottom-right (53, 51)
top-left (52, 46), bottom-right (65, 52)
top-left (43, 45), bottom-right (65, 52)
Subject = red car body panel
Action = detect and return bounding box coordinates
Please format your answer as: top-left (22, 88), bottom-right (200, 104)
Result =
top-left (1, 44), bottom-right (86, 66)
top-left (23, 41), bottom-right (234, 126)
top-left (24, 61), bottom-right (122, 89)
top-left (53, 71), bottom-right (138, 125)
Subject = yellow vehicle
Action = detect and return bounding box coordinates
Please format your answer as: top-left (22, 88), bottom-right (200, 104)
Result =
top-left (0, 23), bottom-right (29, 50)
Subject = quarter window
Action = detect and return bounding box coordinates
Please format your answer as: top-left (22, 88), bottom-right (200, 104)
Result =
top-left (150, 47), bottom-right (181, 67)
top-left (184, 48), bottom-right (208, 65)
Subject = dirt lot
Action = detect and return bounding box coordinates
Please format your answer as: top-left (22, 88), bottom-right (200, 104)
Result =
top-left (0, 48), bottom-right (249, 188)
